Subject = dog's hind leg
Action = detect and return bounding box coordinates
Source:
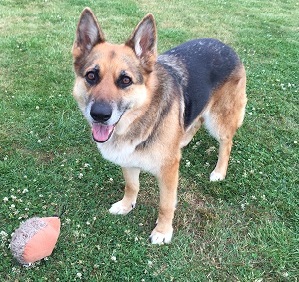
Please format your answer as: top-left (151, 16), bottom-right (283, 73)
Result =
top-left (209, 138), bottom-right (233, 181)
top-left (203, 65), bottom-right (247, 181)
top-left (109, 167), bottom-right (140, 215)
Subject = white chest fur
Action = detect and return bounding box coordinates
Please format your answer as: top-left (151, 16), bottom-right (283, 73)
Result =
top-left (96, 139), bottom-right (160, 175)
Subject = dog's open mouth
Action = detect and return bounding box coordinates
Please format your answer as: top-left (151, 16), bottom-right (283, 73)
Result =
top-left (92, 123), bottom-right (115, 143)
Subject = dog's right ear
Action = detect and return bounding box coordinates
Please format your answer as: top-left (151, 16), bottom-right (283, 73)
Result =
top-left (72, 8), bottom-right (105, 60)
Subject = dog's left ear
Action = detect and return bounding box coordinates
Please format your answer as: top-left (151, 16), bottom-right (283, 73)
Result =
top-left (126, 14), bottom-right (157, 72)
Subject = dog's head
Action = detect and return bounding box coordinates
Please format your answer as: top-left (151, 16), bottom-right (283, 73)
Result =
top-left (72, 8), bottom-right (157, 143)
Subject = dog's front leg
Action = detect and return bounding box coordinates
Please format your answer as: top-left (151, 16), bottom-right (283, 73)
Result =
top-left (109, 167), bottom-right (140, 215)
top-left (150, 160), bottom-right (179, 244)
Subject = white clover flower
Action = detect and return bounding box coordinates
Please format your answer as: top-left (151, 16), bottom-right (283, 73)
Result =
top-left (3, 197), bottom-right (9, 202)
top-left (11, 195), bottom-right (17, 201)
top-left (111, 255), bottom-right (117, 262)
top-left (11, 267), bottom-right (21, 274)
top-left (0, 230), bottom-right (8, 239)
top-left (206, 146), bottom-right (216, 154)
top-left (76, 272), bottom-right (82, 279)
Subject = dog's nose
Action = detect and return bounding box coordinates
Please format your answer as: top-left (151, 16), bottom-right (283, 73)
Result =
top-left (90, 102), bottom-right (112, 123)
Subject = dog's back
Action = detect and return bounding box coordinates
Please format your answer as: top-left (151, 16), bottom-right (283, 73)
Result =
top-left (158, 38), bottom-right (241, 127)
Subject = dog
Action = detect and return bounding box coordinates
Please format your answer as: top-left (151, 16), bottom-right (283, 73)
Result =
top-left (72, 8), bottom-right (247, 244)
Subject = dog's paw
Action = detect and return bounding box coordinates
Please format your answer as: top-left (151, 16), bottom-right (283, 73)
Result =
top-left (149, 227), bottom-right (173, 245)
top-left (109, 200), bottom-right (135, 215)
top-left (210, 170), bottom-right (225, 182)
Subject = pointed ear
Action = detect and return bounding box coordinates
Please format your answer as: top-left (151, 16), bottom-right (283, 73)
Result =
top-left (125, 14), bottom-right (157, 72)
top-left (72, 8), bottom-right (105, 61)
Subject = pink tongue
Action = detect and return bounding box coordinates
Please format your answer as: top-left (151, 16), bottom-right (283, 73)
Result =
top-left (92, 123), bottom-right (114, 142)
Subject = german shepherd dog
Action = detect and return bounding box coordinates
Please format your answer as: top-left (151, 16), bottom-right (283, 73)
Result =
top-left (72, 8), bottom-right (247, 244)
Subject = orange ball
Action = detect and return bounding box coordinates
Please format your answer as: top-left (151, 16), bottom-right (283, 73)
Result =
top-left (10, 217), bottom-right (61, 264)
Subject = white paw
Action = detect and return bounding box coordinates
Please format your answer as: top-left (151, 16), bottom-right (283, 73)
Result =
top-left (210, 170), bottom-right (225, 182)
top-left (109, 200), bottom-right (135, 215)
top-left (149, 228), bottom-right (173, 245)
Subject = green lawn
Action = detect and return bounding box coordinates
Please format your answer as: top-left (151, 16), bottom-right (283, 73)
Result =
top-left (0, 0), bottom-right (298, 281)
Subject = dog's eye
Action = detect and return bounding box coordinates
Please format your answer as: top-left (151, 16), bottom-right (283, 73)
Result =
top-left (118, 75), bottom-right (132, 88)
top-left (122, 76), bottom-right (132, 85)
top-left (85, 70), bottom-right (98, 85)
top-left (87, 72), bottom-right (95, 80)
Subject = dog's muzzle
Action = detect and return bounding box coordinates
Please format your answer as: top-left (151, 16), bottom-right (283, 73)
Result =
top-left (90, 101), bottom-right (115, 143)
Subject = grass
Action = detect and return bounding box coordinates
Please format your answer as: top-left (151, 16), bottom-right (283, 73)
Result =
top-left (0, 0), bottom-right (298, 281)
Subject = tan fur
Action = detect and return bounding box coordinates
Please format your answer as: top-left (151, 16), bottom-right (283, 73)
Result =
top-left (201, 65), bottom-right (247, 180)
top-left (178, 64), bottom-right (247, 180)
